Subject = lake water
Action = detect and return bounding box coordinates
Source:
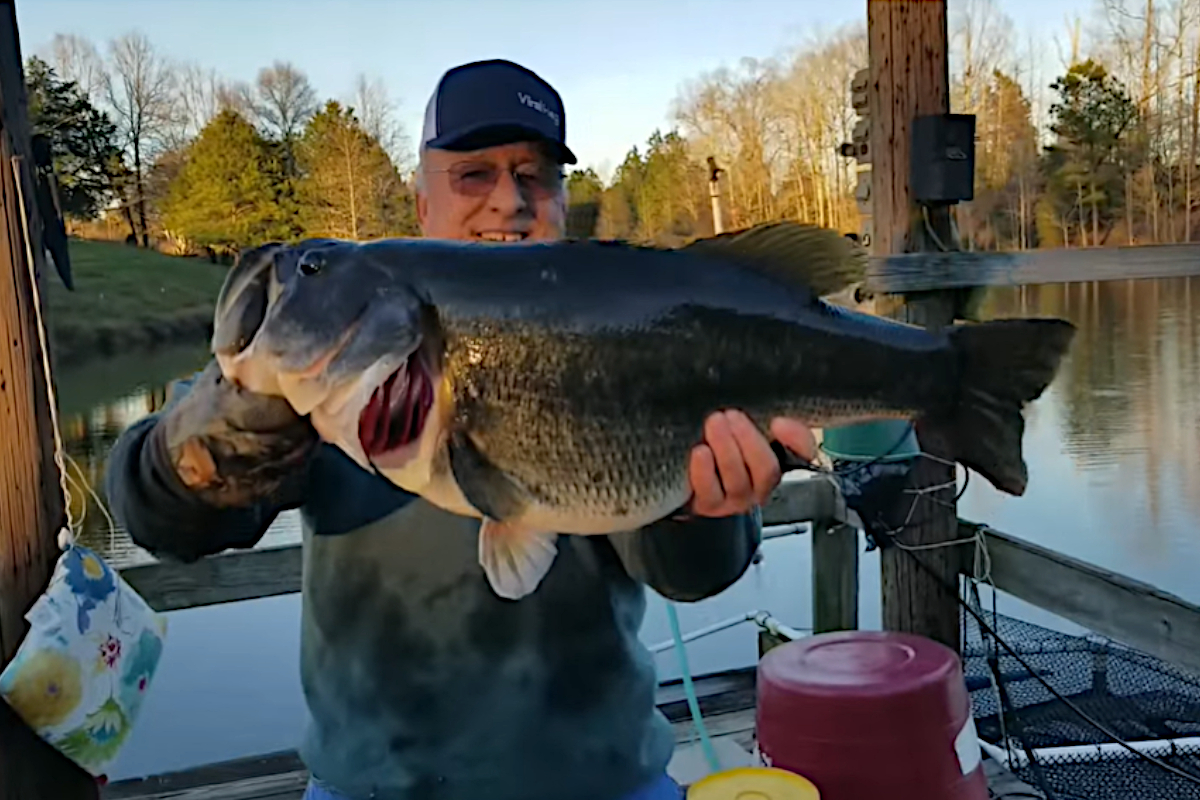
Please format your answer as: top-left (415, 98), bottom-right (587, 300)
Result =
top-left (49, 277), bottom-right (1200, 781)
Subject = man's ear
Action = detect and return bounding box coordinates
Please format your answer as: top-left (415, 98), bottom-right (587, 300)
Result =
top-left (416, 190), bottom-right (429, 235)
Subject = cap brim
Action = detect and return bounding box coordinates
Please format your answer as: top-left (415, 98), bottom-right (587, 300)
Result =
top-left (425, 122), bottom-right (577, 165)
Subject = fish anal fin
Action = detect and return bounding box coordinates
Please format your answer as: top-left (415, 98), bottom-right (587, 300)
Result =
top-left (446, 430), bottom-right (531, 520)
top-left (682, 221), bottom-right (867, 298)
top-left (478, 519), bottom-right (559, 600)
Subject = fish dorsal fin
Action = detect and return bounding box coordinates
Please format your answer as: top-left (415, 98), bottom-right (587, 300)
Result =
top-left (681, 221), bottom-right (868, 298)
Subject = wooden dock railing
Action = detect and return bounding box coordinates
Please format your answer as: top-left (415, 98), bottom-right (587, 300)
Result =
top-left (112, 473), bottom-right (1200, 677)
top-left (115, 475), bottom-right (857, 620)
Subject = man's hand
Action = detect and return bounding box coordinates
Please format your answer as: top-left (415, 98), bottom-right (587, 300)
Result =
top-left (687, 411), bottom-right (817, 518)
top-left (161, 360), bottom-right (318, 508)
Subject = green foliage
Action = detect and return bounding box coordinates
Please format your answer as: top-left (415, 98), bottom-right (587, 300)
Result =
top-left (1041, 59), bottom-right (1139, 245)
top-left (598, 131), bottom-right (709, 245)
top-left (24, 56), bottom-right (125, 220)
top-left (565, 168), bottom-right (603, 238)
top-left (566, 167), bottom-right (603, 205)
top-left (43, 239), bottom-right (229, 362)
top-left (161, 109), bottom-right (294, 251)
top-left (962, 70), bottom-right (1043, 250)
top-left (295, 100), bottom-right (418, 239)
top-left (1048, 61), bottom-right (1138, 159)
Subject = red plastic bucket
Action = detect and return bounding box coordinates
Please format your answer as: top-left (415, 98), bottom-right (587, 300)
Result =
top-left (755, 630), bottom-right (989, 800)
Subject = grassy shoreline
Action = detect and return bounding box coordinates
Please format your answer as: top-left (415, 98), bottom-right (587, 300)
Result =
top-left (42, 239), bottom-right (228, 366)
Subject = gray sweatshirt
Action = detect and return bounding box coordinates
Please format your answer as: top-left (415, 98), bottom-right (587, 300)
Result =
top-left (103, 364), bottom-right (760, 800)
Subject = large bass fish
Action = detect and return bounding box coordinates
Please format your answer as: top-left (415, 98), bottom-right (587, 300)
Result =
top-left (212, 223), bottom-right (1075, 600)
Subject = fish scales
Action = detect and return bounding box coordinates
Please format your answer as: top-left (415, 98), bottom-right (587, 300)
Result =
top-left (440, 302), bottom-right (949, 522)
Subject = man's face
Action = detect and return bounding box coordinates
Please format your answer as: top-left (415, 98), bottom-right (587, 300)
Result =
top-left (416, 141), bottom-right (567, 243)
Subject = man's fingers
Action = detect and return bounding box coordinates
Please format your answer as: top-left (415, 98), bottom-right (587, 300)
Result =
top-left (706, 412), bottom-right (753, 506)
top-left (726, 410), bottom-right (781, 504)
top-left (688, 444), bottom-right (723, 515)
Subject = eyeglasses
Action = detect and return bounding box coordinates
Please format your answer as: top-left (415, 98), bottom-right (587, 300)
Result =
top-left (424, 161), bottom-right (565, 199)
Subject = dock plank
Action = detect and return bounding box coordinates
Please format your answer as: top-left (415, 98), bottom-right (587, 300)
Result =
top-left (863, 243), bottom-right (1200, 293)
top-left (103, 711), bottom-right (759, 800)
top-left (104, 707), bottom-right (1039, 800)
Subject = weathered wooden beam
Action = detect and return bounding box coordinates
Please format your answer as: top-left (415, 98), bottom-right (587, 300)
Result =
top-left (864, 242), bottom-right (1200, 294)
top-left (0, 3), bottom-right (101, 798)
top-left (760, 473), bottom-right (843, 526)
top-left (121, 546), bottom-right (303, 613)
top-left (966, 523), bottom-right (1200, 676)
top-left (868, 0), bottom-right (962, 654)
top-left (121, 476), bottom-right (845, 613)
top-left (811, 523), bottom-right (859, 634)
top-left (0, 0), bottom-right (61, 670)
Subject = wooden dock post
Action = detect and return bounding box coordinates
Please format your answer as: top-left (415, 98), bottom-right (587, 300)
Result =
top-left (867, 0), bottom-right (964, 652)
top-left (0, 2), bottom-right (99, 797)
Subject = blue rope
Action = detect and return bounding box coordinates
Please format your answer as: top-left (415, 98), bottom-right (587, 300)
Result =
top-left (666, 601), bottom-right (721, 774)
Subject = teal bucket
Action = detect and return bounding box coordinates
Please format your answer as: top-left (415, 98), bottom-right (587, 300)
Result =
top-left (821, 420), bottom-right (921, 463)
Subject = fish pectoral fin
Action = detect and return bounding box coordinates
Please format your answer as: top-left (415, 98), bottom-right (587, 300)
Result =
top-left (681, 221), bottom-right (867, 298)
top-left (447, 430), bottom-right (531, 521)
top-left (478, 519), bottom-right (559, 600)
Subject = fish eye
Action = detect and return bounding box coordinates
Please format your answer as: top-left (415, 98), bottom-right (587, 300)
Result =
top-left (298, 252), bottom-right (324, 277)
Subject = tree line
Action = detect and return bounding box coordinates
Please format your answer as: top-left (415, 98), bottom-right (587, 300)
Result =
top-left (29, 0), bottom-right (1200, 257)
top-left (28, 30), bottom-right (416, 256)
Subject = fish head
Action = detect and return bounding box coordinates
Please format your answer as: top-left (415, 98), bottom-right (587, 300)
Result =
top-left (213, 238), bottom-right (445, 477)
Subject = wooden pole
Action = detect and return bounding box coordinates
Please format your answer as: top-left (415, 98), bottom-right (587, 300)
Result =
top-left (0, 2), bottom-right (99, 797)
top-left (867, 0), bottom-right (964, 652)
top-left (707, 156), bottom-right (725, 234)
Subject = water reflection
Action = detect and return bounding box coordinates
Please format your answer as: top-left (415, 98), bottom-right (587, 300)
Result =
top-left (959, 277), bottom-right (1200, 601)
top-left (57, 342), bottom-right (302, 566)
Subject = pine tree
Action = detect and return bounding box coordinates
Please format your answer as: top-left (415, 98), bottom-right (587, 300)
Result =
top-left (295, 100), bottom-right (417, 240)
top-left (161, 108), bottom-right (292, 252)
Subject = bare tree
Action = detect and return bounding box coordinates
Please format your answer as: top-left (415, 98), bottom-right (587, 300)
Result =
top-left (173, 62), bottom-right (236, 143)
top-left (105, 31), bottom-right (179, 247)
top-left (949, 0), bottom-right (1016, 114)
top-left (217, 80), bottom-right (257, 118)
top-left (46, 33), bottom-right (106, 105)
top-left (347, 72), bottom-right (413, 173)
top-left (254, 61), bottom-right (318, 173)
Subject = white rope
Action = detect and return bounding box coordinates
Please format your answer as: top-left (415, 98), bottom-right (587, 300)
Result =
top-left (10, 155), bottom-right (116, 551)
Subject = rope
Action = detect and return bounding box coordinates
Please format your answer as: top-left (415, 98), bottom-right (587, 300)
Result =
top-left (10, 155), bottom-right (115, 551)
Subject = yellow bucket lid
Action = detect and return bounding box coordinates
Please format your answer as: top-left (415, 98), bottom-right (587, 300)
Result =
top-left (687, 767), bottom-right (820, 800)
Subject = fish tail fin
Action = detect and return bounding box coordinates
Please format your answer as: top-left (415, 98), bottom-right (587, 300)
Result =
top-left (478, 519), bottom-right (559, 600)
top-left (918, 318), bottom-right (1076, 496)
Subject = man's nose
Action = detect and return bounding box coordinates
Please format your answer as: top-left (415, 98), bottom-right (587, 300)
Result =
top-left (487, 169), bottom-right (530, 216)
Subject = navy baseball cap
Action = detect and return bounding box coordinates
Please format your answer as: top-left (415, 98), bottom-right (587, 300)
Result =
top-left (420, 59), bottom-right (577, 165)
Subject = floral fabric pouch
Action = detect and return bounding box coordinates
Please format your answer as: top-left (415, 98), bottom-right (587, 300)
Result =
top-left (0, 544), bottom-right (167, 779)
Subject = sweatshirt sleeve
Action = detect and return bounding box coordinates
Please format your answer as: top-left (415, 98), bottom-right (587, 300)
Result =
top-left (608, 509), bottom-right (762, 602)
top-left (102, 373), bottom-right (306, 564)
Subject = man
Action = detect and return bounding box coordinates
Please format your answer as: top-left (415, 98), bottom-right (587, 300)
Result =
top-left (104, 59), bottom-right (817, 800)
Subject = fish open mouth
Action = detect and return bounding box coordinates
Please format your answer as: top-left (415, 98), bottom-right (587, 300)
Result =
top-left (357, 350), bottom-right (434, 458)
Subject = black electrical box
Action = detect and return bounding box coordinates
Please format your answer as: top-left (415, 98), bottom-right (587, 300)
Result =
top-left (911, 113), bottom-right (976, 204)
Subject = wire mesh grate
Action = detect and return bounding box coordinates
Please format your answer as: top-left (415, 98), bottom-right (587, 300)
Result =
top-left (962, 610), bottom-right (1200, 800)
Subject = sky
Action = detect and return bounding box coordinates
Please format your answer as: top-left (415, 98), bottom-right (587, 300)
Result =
top-left (17, 0), bottom-right (1092, 181)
